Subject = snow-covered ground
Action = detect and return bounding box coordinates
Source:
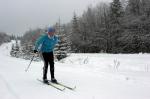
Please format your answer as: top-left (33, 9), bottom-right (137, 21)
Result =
top-left (0, 41), bottom-right (150, 99)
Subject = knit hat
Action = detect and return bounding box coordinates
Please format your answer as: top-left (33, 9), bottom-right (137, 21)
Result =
top-left (48, 27), bottom-right (55, 33)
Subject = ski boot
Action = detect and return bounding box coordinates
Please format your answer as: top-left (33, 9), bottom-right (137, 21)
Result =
top-left (51, 78), bottom-right (57, 83)
top-left (43, 79), bottom-right (49, 84)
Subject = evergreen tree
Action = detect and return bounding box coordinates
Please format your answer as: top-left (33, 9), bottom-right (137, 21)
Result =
top-left (71, 13), bottom-right (81, 52)
top-left (126, 0), bottom-right (141, 16)
top-left (141, 0), bottom-right (150, 17)
top-left (81, 6), bottom-right (98, 52)
top-left (108, 0), bottom-right (124, 53)
top-left (10, 40), bottom-right (20, 58)
top-left (54, 21), bottom-right (70, 60)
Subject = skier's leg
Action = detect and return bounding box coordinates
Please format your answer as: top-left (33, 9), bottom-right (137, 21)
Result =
top-left (48, 52), bottom-right (57, 83)
top-left (48, 52), bottom-right (54, 78)
top-left (50, 61), bottom-right (55, 79)
top-left (42, 53), bottom-right (49, 82)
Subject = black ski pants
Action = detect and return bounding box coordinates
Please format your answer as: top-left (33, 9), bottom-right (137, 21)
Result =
top-left (41, 52), bottom-right (55, 80)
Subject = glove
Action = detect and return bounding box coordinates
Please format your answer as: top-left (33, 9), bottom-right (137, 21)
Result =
top-left (34, 50), bottom-right (38, 53)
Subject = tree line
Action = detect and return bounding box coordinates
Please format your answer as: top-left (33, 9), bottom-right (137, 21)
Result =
top-left (69, 0), bottom-right (150, 53)
top-left (0, 32), bottom-right (12, 45)
top-left (20, 0), bottom-right (150, 54)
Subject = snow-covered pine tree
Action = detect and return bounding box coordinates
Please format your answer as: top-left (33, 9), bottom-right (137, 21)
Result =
top-left (71, 13), bottom-right (81, 52)
top-left (21, 42), bottom-right (35, 60)
top-left (108, 0), bottom-right (124, 53)
top-left (54, 20), bottom-right (71, 61)
top-left (10, 40), bottom-right (20, 58)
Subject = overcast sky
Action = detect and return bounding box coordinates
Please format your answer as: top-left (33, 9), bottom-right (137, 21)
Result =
top-left (0, 0), bottom-right (111, 36)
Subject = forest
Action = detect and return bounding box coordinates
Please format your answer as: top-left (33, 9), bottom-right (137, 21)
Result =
top-left (20, 0), bottom-right (150, 54)
top-left (7, 0), bottom-right (150, 60)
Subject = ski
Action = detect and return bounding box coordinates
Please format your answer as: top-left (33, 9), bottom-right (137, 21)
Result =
top-left (48, 80), bottom-right (76, 91)
top-left (37, 79), bottom-right (65, 91)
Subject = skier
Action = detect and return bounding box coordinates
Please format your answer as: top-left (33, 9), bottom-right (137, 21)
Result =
top-left (34, 27), bottom-right (58, 83)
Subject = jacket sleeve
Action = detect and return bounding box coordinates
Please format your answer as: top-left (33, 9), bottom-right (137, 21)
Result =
top-left (54, 35), bottom-right (59, 44)
top-left (34, 35), bottom-right (45, 51)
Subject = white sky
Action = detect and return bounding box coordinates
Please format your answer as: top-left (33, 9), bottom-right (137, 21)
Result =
top-left (0, 0), bottom-right (112, 36)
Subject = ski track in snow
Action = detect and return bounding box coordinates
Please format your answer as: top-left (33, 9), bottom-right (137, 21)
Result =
top-left (0, 41), bottom-right (150, 99)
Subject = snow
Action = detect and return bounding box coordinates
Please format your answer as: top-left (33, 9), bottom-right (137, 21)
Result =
top-left (0, 41), bottom-right (150, 99)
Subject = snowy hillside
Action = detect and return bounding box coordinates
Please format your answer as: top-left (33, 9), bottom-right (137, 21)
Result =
top-left (0, 41), bottom-right (150, 99)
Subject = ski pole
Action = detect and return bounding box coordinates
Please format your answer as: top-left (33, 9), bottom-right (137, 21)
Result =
top-left (25, 54), bottom-right (35, 72)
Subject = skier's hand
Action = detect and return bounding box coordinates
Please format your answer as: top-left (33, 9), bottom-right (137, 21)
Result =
top-left (33, 50), bottom-right (38, 53)
top-left (33, 50), bottom-right (38, 57)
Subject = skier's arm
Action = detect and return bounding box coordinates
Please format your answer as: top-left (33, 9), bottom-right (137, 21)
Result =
top-left (54, 35), bottom-right (59, 44)
top-left (34, 35), bottom-right (45, 52)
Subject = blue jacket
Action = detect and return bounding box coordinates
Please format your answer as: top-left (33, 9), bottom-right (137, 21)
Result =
top-left (35, 34), bottom-right (58, 52)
